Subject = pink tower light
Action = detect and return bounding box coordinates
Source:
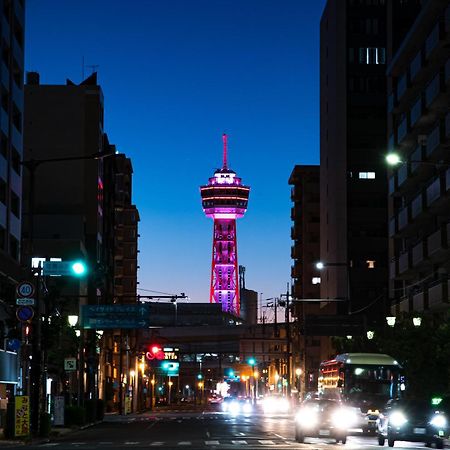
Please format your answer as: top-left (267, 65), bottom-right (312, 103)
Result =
top-left (200, 135), bottom-right (250, 316)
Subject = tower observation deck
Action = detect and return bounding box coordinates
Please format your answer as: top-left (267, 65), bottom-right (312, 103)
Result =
top-left (200, 134), bottom-right (250, 316)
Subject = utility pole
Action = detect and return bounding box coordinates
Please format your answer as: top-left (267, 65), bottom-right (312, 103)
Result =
top-left (285, 283), bottom-right (291, 398)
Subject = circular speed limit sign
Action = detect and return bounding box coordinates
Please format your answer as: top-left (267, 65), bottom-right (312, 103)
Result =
top-left (16, 281), bottom-right (35, 298)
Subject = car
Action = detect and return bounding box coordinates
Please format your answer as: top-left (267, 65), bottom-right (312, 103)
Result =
top-left (222, 396), bottom-right (253, 415)
top-left (294, 398), bottom-right (356, 444)
top-left (208, 394), bottom-right (223, 404)
top-left (261, 394), bottom-right (290, 415)
top-left (376, 398), bottom-right (448, 448)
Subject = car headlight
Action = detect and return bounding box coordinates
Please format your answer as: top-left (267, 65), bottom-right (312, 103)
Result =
top-left (229, 401), bottom-right (240, 415)
top-left (296, 408), bottom-right (319, 428)
top-left (278, 399), bottom-right (290, 412)
top-left (242, 403), bottom-right (253, 414)
top-left (431, 414), bottom-right (447, 429)
top-left (332, 407), bottom-right (358, 429)
top-left (389, 411), bottom-right (407, 427)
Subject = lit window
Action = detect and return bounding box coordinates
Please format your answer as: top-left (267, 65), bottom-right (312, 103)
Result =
top-left (366, 260), bottom-right (376, 269)
top-left (312, 277), bottom-right (321, 285)
top-left (358, 172), bottom-right (376, 179)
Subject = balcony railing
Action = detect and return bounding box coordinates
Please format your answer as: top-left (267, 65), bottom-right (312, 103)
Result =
top-left (426, 177), bottom-right (441, 206)
top-left (412, 290), bottom-right (425, 311)
top-left (412, 240), bottom-right (424, 266)
top-left (425, 22), bottom-right (439, 59)
top-left (427, 228), bottom-right (443, 256)
top-left (410, 51), bottom-right (422, 82)
top-left (398, 251), bottom-right (409, 274)
top-left (428, 279), bottom-right (447, 308)
top-left (411, 192), bottom-right (423, 219)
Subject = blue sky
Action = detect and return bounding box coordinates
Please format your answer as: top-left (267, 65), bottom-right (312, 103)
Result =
top-left (25, 0), bottom-right (325, 304)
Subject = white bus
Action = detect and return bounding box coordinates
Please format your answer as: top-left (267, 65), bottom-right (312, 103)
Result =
top-left (318, 353), bottom-right (405, 432)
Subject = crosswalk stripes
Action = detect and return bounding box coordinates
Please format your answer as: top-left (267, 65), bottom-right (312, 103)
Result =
top-left (47, 439), bottom-right (295, 447)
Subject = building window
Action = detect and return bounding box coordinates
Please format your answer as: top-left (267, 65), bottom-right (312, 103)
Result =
top-left (359, 172), bottom-right (376, 179)
top-left (11, 147), bottom-right (20, 174)
top-left (312, 277), bottom-right (321, 285)
top-left (0, 179), bottom-right (5, 205)
top-left (9, 234), bottom-right (19, 260)
top-left (359, 47), bottom-right (386, 64)
top-left (366, 260), bottom-right (376, 269)
top-left (10, 191), bottom-right (19, 217)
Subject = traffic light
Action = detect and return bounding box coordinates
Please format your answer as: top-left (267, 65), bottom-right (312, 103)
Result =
top-left (197, 373), bottom-right (203, 380)
top-left (146, 344), bottom-right (165, 361)
top-left (248, 357), bottom-right (256, 366)
top-left (71, 261), bottom-right (87, 276)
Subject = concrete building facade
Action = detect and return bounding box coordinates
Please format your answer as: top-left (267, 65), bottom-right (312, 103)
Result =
top-left (386, 0), bottom-right (450, 314)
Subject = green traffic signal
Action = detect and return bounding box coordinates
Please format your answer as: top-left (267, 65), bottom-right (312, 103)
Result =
top-left (71, 261), bottom-right (87, 277)
top-left (197, 373), bottom-right (203, 380)
top-left (248, 358), bottom-right (256, 366)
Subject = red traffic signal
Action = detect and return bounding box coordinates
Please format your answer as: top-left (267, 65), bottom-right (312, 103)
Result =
top-left (145, 344), bottom-right (165, 361)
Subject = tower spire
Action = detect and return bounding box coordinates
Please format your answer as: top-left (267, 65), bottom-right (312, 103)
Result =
top-left (222, 133), bottom-right (228, 170)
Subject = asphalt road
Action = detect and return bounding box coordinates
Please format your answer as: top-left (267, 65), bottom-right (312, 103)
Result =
top-left (2, 410), bottom-right (448, 449)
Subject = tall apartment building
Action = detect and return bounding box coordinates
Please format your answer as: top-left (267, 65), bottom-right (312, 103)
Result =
top-left (319, 0), bottom-right (421, 324)
top-left (101, 151), bottom-right (140, 411)
top-left (387, 0), bottom-right (450, 314)
top-left (0, 0), bottom-right (25, 397)
top-left (289, 165), bottom-right (334, 391)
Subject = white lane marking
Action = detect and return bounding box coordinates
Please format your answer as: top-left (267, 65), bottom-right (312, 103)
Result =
top-left (150, 442), bottom-right (164, 446)
top-left (124, 442), bottom-right (139, 445)
top-left (178, 442), bottom-right (192, 446)
top-left (206, 431), bottom-right (211, 438)
top-left (231, 440), bottom-right (248, 445)
top-left (239, 432), bottom-right (246, 436)
top-left (41, 445), bottom-right (59, 447)
top-left (259, 440), bottom-right (275, 445)
top-left (70, 443), bottom-right (87, 446)
top-left (99, 443), bottom-right (113, 445)
top-left (274, 433), bottom-right (286, 439)
top-left (205, 441), bottom-right (220, 445)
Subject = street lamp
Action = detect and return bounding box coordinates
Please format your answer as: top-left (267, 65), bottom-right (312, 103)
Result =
top-left (367, 330), bottom-right (375, 340)
top-left (68, 315), bottom-right (79, 327)
top-left (386, 152), bottom-right (449, 168)
top-left (412, 317), bottom-right (422, 327)
top-left (386, 316), bottom-right (396, 327)
top-left (315, 260), bottom-right (351, 313)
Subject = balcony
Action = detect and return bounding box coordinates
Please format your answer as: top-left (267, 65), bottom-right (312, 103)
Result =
top-left (389, 174), bottom-right (396, 195)
top-left (397, 116), bottom-right (408, 144)
top-left (397, 73), bottom-right (408, 101)
top-left (425, 73), bottom-right (440, 108)
top-left (291, 263), bottom-right (302, 279)
top-left (426, 177), bottom-right (441, 207)
top-left (428, 280), bottom-right (448, 309)
top-left (425, 124), bottom-right (441, 157)
top-left (389, 216), bottom-right (397, 237)
top-left (398, 251), bottom-right (410, 274)
top-left (411, 192), bottom-right (423, 219)
top-left (427, 228), bottom-right (445, 258)
top-left (389, 259), bottom-right (397, 279)
top-left (397, 161), bottom-right (408, 188)
top-left (410, 51), bottom-right (422, 82)
top-left (398, 206), bottom-right (409, 231)
top-left (425, 22), bottom-right (439, 59)
top-left (412, 290), bottom-right (425, 311)
top-left (397, 297), bottom-right (410, 314)
top-left (291, 225), bottom-right (300, 241)
top-left (410, 96), bottom-right (423, 128)
top-left (291, 244), bottom-right (302, 260)
top-left (412, 240), bottom-right (424, 266)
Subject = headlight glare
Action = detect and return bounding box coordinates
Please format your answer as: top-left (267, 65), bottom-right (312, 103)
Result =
top-left (333, 407), bottom-right (357, 429)
top-left (390, 411), bottom-right (407, 427)
top-left (431, 414), bottom-right (447, 429)
top-left (296, 408), bottom-right (318, 428)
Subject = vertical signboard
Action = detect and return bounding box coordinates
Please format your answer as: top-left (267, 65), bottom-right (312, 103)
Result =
top-left (54, 396), bottom-right (65, 426)
top-left (15, 395), bottom-right (30, 437)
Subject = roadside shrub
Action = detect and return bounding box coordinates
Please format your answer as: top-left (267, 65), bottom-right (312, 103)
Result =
top-left (65, 406), bottom-right (85, 427)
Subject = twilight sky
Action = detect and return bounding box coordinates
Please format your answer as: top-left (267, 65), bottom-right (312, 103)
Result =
top-left (25, 0), bottom-right (326, 305)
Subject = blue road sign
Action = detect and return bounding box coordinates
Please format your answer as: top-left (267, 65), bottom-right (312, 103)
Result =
top-left (16, 306), bottom-right (34, 322)
top-left (80, 304), bottom-right (151, 329)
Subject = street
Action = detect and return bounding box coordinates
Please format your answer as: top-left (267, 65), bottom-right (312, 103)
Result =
top-left (3, 409), bottom-right (447, 450)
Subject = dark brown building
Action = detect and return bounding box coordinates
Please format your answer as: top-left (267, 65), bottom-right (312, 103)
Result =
top-left (319, 0), bottom-right (422, 324)
top-left (289, 165), bottom-right (334, 392)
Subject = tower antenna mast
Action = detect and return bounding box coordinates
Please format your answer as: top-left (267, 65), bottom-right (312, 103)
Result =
top-left (222, 133), bottom-right (228, 170)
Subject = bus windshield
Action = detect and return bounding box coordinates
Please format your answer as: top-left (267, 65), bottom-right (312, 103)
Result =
top-left (344, 365), bottom-right (401, 402)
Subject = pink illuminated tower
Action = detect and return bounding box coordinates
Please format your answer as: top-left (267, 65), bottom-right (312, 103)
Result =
top-left (200, 134), bottom-right (250, 316)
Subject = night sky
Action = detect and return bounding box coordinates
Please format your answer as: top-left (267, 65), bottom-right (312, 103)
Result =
top-left (25, 0), bottom-right (326, 305)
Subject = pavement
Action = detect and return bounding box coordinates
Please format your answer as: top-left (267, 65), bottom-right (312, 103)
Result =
top-left (0, 406), bottom-right (213, 446)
